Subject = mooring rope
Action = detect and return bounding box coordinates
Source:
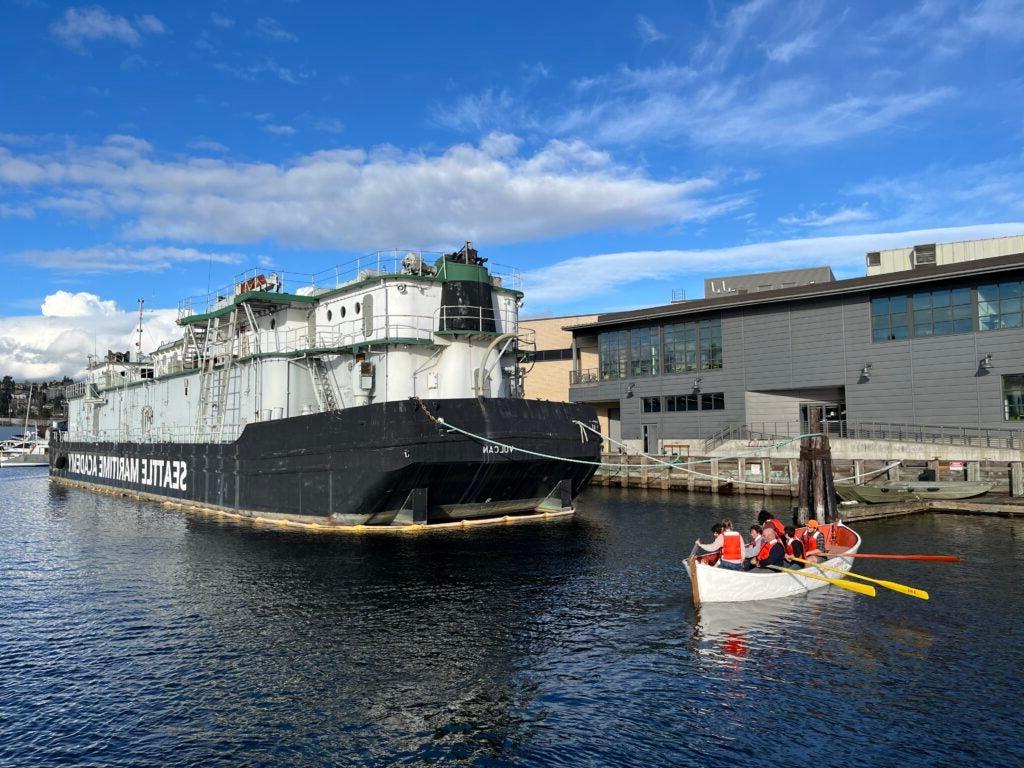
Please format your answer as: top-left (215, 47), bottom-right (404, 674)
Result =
top-left (412, 397), bottom-right (902, 486)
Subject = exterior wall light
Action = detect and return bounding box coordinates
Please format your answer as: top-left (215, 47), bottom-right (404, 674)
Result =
top-left (626, 383), bottom-right (635, 398)
top-left (860, 363), bottom-right (872, 380)
top-left (692, 377), bottom-right (702, 391)
top-left (981, 353), bottom-right (994, 370)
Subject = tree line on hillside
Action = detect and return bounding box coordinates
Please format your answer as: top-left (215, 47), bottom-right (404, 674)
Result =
top-left (0, 376), bottom-right (74, 419)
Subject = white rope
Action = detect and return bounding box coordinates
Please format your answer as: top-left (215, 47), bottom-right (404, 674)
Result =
top-left (435, 416), bottom-right (903, 488)
top-left (572, 419), bottom-right (823, 468)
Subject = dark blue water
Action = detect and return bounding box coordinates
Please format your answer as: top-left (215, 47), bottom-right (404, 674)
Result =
top-left (1, 475), bottom-right (1021, 767)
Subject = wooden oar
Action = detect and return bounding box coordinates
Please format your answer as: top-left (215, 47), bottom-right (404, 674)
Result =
top-left (765, 565), bottom-right (876, 597)
top-left (791, 556), bottom-right (929, 600)
top-left (838, 553), bottom-right (960, 563)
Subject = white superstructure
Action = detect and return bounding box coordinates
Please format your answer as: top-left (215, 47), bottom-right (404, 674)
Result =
top-left (63, 245), bottom-right (532, 444)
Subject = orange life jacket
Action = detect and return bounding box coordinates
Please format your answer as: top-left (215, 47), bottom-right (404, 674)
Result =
top-left (721, 530), bottom-right (744, 562)
top-left (802, 530), bottom-right (823, 554)
top-left (765, 518), bottom-right (785, 537)
top-left (757, 541), bottom-right (773, 561)
top-left (783, 537), bottom-right (794, 556)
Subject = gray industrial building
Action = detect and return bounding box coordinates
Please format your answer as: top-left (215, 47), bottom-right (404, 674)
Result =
top-left (567, 240), bottom-right (1024, 454)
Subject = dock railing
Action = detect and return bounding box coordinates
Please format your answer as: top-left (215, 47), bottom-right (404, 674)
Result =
top-left (704, 420), bottom-right (1024, 453)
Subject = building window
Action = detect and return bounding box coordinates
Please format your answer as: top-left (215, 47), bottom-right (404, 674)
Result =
top-left (1005, 375), bottom-right (1024, 421)
top-left (699, 318), bottom-right (723, 370)
top-left (598, 330), bottom-right (629, 380)
top-left (701, 392), bottom-right (725, 410)
top-left (641, 396), bottom-right (661, 413)
top-left (666, 394), bottom-right (699, 412)
top-left (630, 326), bottom-right (660, 377)
top-left (663, 322), bottom-right (698, 374)
top-left (911, 287), bottom-right (972, 336)
top-left (979, 280), bottom-right (1023, 331)
top-left (870, 295), bottom-right (909, 341)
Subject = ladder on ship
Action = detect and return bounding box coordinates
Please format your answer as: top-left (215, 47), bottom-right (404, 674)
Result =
top-left (195, 310), bottom-right (239, 440)
top-left (308, 356), bottom-right (339, 412)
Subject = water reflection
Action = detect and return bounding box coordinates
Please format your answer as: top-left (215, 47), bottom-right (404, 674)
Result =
top-left (2, 479), bottom-right (1023, 766)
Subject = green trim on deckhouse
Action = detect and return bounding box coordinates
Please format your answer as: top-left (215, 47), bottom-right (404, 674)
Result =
top-left (178, 272), bottom-right (522, 326)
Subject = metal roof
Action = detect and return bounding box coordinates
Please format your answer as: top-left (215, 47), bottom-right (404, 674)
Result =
top-left (703, 265), bottom-right (834, 296)
top-left (567, 252), bottom-right (1024, 332)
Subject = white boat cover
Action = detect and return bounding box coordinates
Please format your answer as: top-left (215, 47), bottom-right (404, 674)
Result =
top-left (687, 523), bottom-right (861, 605)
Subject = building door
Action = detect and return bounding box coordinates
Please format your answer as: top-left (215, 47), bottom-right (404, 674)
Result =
top-left (608, 407), bottom-right (621, 445)
top-left (642, 423), bottom-right (659, 454)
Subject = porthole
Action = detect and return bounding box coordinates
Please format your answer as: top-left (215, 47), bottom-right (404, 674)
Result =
top-left (327, 309), bottom-right (333, 322)
top-left (355, 302), bottom-right (361, 315)
top-left (270, 318), bottom-right (276, 330)
top-left (340, 306), bottom-right (347, 319)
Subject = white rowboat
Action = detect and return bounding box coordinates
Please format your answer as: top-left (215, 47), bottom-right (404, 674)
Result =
top-left (686, 523), bottom-right (862, 606)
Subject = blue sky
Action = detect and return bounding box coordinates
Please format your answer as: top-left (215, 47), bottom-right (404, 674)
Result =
top-left (1, 1), bottom-right (1023, 376)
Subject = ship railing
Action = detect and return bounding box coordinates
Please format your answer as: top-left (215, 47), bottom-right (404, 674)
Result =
top-left (63, 425), bottom-right (244, 444)
top-left (198, 307), bottom-right (521, 359)
top-left (63, 382), bottom-right (87, 400)
top-left (176, 251), bottom-right (524, 320)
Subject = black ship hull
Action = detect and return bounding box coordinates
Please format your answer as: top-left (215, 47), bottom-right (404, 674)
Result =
top-left (49, 398), bottom-right (601, 526)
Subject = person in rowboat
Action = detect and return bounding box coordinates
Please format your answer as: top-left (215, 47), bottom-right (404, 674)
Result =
top-left (694, 523), bottom-right (726, 565)
top-left (783, 525), bottom-right (805, 568)
top-left (745, 526), bottom-right (786, 570)
top-left (801, 519), bottom-right (826, 561)
top-left (758, 510), bottom-right (785, 538)
top-left (746, 524), bottom-right (764, 559)
top-left (717, 518), bottom-right (746, 571)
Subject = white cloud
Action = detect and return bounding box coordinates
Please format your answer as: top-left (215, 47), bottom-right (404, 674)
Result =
top-left (41, 290), bottom-right (118, 317)
top-left (0, 291), bottom-right (181, 380)
top-left (765, 30), bottom-right (817, 62)
top-left (592, 78), bottom-right (954, 147)
top-left (254, 17), bottom-right (297, 42)
top-left (431, 89), bottom-right (538, 133)
top-left (264, 124), bottom-right (296, 136)
top-left (523, 222), bottom-right (1024, 307)
top-left (188, 138), bottom-right (230, 153)
top-left (636, 15), bottom-right (666, 43)
top-left (15, 245), bottom-right (245, 273)
top-left (50, 7), bottom-right (165, 52)
top-left (0, 133), bottom-right (737, 249)
top-left (209, 13), bottom-right (235, 29)
top-left (779, 206), bottom-right (873, 227)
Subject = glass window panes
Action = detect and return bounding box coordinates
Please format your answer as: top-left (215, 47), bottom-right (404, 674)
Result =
top-left (979, 281), bottom-right (1024, 331)
top-left (1004, 375), bottom-right (1024, 421)
top-left (700, 392), bottom-right (725, 410)
top-left (641, 396), bottom-right (661, 413)
top-left (630, 326), bottom-right (660, 377)
top-left (699, 318), bottom-right (723, 370)
top-left (871, 296), bottom-right (908, 341)
top-left (598, 330), bottom-right (628, 380)
top-left (663, 322), bottom-right (698, 374)
top-left (908, 288), bottom-right (972, 337)
top-left (666, 394), bottom-right (699, 412)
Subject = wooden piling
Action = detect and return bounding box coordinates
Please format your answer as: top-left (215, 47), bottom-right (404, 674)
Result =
top-left (1011, 461), bottom-right (1024, 498)
top-left (762, 459), bottom-right (771, 496)
top-left (737, 458), bottom-right (746, 494)
top-left (711, 459), bottom-right (719, 493)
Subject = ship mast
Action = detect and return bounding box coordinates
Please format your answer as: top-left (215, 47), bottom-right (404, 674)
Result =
top-left (136, 297), bottom-right (144, 360)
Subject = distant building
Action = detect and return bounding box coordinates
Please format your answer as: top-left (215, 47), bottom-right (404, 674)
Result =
top-left (567, 237), bottom-right (1024, 454)
top-left (866, 234), bottom-right (1024, 276)
top-left (702, 266), bottom-right (834, 298)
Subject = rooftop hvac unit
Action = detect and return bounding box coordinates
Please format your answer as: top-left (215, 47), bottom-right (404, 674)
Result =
top-left (912, 244), bottom-right (937, 266)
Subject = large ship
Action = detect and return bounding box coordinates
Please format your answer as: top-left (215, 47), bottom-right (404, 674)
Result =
top-left (49, 244), bottom-right (600, 527)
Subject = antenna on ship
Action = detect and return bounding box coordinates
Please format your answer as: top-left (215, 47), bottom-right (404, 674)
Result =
top-left (136, 297), bottom-right (145, 360)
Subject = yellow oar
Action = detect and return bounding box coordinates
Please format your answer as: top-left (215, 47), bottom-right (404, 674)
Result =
top-left (765, 565), bottom-right (876, 597)
top-left (791, 556), bottom-right (929, 600)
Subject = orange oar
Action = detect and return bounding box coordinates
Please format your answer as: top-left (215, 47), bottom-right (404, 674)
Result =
top-left (839, 553), bottom-right (960, 563)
